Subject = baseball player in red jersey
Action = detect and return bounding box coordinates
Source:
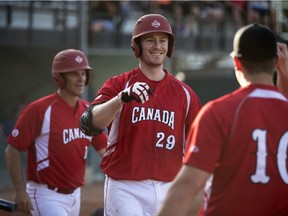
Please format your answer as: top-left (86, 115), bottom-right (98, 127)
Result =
top-left (5, 49), bottom-right (107, 216)
top-left (80, 14), bottom-right (201, 216)
top-left (158, 24), bottom-right (288, 216)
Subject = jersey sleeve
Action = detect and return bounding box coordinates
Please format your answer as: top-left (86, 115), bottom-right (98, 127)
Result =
top-left (7, 103), bottom-right (43, 151)
top-left (185, 86), bottom-right (202, 134)
top-left (91, 131), bottom-right (107, 151)
top-left (92, 76), bottom-right (123, 105)
top-left (184, 102), bottom-right (225, 173)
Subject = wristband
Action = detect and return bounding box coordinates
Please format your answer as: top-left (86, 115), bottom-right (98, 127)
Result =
top-left (117, 92), bottom-right (125, 106)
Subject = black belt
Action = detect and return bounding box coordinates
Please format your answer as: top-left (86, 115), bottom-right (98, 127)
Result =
top-left (47, 185), bottom-right (76, 194)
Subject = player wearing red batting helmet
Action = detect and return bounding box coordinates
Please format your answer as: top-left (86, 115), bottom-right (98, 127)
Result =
top-left (80, 13), bottom-right (201, 216)
top-left (52, 49), bottom-right (92, 88)
top-left (131, 14), bottom-right (175, 58)
top-left (6, 49), bottom-right (107, 216)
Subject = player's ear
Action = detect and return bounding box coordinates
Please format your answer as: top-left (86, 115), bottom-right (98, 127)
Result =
top-left (233, 57), bottom-right (242, 71)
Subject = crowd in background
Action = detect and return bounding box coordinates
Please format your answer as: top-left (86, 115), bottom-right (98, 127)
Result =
top-left (89, 1), bottom-right (276, 38)
top-left (0, 0), bottom-right (280, 139)
top-left (0, 1), bottom-right (282, 140)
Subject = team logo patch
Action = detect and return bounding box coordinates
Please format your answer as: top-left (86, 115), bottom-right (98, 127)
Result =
top-left (12, 129), bottom-right (19, 137)
top-left (75, 56), bottom-right (83, 64)
top-left (151, 20), bottom-right (160, 28)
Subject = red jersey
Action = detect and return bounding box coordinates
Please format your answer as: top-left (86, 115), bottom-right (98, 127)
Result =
top-left (92, 67), bottom-right (201, 181)
top-left (185, 84), bottom-right (288, 216)
top-left (7, 93), bottom-right (107, 189)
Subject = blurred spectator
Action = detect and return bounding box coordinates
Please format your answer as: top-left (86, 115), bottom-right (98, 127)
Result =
top-left (140, 0), bottom-right (171, 15)
top-left (90, 1), bottom-right (121, 33)
top-left (247, 1), bottom-right (272, 28)
top-left (146, 1), bottom-right (163, 14)
top-left (171, 2), bottom-right (185, 36)
top-left (183, 2), bottom-right (200, 36)
top-left (199, 1), bottom-right (225, 32)
top-left (170, 1), bottom-right (200, 37)
top-left (225, 0), bottom-right (247, 30)
top-left (119, 0), bottom-right (131, 19)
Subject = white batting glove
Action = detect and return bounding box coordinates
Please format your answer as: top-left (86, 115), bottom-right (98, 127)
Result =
top-left (117, 82), bottom-right (153, 104)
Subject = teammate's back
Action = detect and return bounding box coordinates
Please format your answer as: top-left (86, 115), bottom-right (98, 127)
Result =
top-left (197, 84), bottom-right (288, 216)
top-left (158, 23), bottom-right (288, 216)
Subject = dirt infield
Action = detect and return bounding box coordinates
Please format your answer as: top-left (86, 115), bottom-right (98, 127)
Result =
top-left (0, 181), bottom-right (104, 216)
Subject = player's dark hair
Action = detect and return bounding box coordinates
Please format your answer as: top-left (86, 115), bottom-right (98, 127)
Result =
top-left (239, 58), bottom-right (277, 75)
top-left (135, 37), bottom-right (142, 57)
top-left (60, 73), bottom-right (66, 85)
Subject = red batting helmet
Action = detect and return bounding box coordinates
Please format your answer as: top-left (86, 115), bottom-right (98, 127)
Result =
top-left (131, 14), bottom-right (175, 58)
top-left (52, 49), bottom-right (92, 88)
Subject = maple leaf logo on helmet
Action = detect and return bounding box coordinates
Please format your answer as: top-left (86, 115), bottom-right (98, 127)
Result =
top-left (75, 56), bottom-right (83, 64)
top-left (151, 20), bottom-right (160, 28)
top-left (52, 49), bottom-right (92, 88)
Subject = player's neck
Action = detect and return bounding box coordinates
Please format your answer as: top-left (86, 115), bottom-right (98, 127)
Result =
top-left (139, 64), bottom-right (165, 81)
top-left (57, 89), bottom-right (79, 107)
top-left (241, 73), bottom-right (274, 87)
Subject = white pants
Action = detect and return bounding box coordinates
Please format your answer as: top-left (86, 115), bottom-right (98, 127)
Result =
top-left (27, 181), bottom-right (81, 216)
top-left (104, 176), bottom-right (172, 216)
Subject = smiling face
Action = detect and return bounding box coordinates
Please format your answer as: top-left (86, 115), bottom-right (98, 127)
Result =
top-left (61, 69), bottom-right (87, 97)
top-left (139, 32), bottom-right (169, 67)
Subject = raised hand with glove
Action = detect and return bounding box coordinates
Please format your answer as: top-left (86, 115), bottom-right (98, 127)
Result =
top-left (117, 82), bottom-right (153, 105)
top-left (80, 82), bottom-right (153, 135)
